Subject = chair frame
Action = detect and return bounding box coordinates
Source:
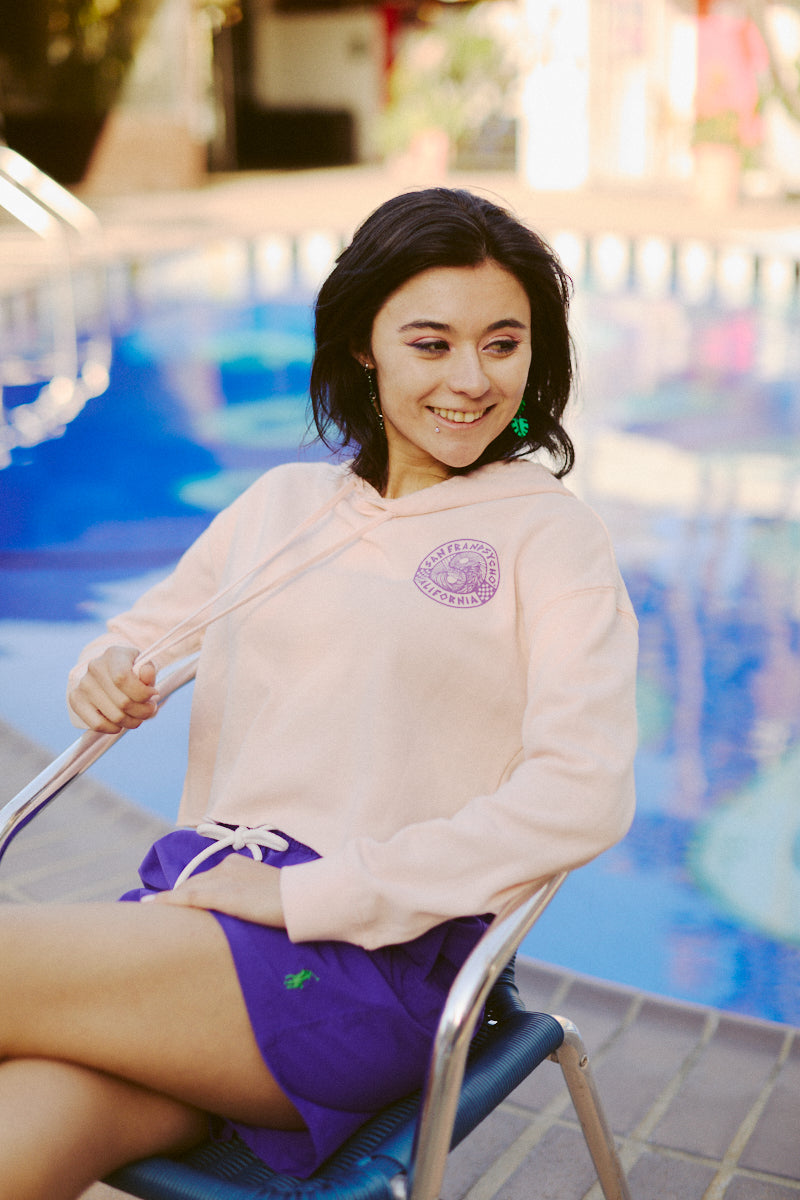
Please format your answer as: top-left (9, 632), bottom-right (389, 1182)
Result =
top-left (0, 659), bottom-right (631, 1200)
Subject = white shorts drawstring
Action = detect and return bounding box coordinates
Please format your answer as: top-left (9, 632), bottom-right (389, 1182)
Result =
top-left (172, 822), bottom-right (290, 889)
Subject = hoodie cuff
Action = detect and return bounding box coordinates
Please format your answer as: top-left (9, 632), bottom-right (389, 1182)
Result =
top-left (279, 855), bottom-right (375, 946)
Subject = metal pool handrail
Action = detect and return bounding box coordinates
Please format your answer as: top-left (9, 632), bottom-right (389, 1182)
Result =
top-left (0, 654), bottom-right (199, 866)
top-left (0, 145), bottom-right (111, 466)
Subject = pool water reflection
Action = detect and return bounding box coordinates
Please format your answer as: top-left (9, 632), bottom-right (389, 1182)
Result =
top-left (1, 279), bottom-right (799, 1024)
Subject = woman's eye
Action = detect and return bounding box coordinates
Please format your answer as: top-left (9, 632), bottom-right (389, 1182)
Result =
top-left (412, 339), bottom-right (449, 353)
top-left (485, 338), bottom-right (520, 355)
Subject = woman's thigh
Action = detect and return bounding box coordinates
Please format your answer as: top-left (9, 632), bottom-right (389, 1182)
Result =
top-left (0, 901), bottom-right (304, 1129)
top-left (0, 1057), bottom-right (207, 1200)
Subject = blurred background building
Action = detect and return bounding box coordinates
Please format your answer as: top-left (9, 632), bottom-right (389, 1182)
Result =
top-left (0, 0), bottom-right (798, 200)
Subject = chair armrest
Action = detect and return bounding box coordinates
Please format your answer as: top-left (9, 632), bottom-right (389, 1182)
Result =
top-left (0, 654), bottom-right (199, 866)
top-left (408, 873), bottom-right (567, 1200)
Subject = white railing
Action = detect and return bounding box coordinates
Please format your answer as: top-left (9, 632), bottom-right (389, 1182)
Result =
top-left (0, 145), bottom-right (111, 467)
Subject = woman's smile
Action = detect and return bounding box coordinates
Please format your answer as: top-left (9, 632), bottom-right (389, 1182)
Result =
top-left (429, 405), bottom-right (492, 425)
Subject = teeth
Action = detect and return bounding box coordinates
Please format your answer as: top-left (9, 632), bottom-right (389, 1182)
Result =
top-left (431, 407), bottom-right (487, 424)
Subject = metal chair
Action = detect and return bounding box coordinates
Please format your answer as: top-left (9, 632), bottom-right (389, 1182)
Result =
top-left (0, 658), bottom-right (631, 1200)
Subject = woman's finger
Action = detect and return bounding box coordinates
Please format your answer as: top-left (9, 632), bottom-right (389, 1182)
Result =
top-left (69, 647), bottom-right (159, 732)
top-left (142, 858), bottom-right (286, 929)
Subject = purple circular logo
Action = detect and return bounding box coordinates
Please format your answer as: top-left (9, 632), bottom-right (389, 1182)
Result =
top-left (414, 540), bottom-right (500, 608)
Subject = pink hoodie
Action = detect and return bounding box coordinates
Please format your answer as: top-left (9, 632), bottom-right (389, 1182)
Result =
top-left (69, 458), bottom-right (638, 949)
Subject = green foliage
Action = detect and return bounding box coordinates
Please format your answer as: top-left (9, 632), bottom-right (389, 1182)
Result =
top-left (378, 5), bottom-right (518, 156)
top-left (691, 111), bottom-right (742, 147)
top-left (44, 0), bottom-right (159, 110)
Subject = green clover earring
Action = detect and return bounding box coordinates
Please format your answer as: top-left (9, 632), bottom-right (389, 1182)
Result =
top-left (511, 397), bottom-right (529, 438)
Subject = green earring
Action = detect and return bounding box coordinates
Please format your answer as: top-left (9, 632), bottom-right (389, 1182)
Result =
top-left (511, 397), bottom-right (529, 438)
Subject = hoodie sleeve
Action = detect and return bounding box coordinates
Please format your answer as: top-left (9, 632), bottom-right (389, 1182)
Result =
top-left (66, 495), bottom-right (242, 720)
top-left (279, 559), bottom-right (638, 949)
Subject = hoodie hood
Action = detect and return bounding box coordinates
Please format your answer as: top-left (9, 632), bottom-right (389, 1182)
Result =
top-left (348, 458), bottom-right (570, 518)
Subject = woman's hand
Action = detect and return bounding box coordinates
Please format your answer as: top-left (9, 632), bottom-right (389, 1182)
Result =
top-left (142, 856), bottom-right (287, 928)
top-left (68, 645), bottom-right (159, 733)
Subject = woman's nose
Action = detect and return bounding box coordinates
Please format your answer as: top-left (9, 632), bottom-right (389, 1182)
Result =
top-left (448, 350), bottom-right (490, 398)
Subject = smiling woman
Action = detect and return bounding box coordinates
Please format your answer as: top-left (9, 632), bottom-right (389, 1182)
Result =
top-left (311, 187), bottom-right (575, 496)
top-left (0, 188), bottom-right (637, 1198)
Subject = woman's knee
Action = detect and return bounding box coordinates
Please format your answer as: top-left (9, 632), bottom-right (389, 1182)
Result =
top-left (0, 1057), bottom-right (206, 1200)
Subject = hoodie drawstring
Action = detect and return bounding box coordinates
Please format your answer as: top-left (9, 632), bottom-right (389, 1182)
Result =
top-left (172, 822), bottom-right (290, 888)
top-left (133, 476), bottom-right (391, 673)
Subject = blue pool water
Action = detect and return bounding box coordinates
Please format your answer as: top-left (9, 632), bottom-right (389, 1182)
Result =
top-left (2, 267), bottom-right (799, 1025)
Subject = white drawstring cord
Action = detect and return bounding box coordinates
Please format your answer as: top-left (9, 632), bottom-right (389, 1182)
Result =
top-left (172, 822), bottom-right (290, 889)
top-left (133, 477), bottom-right (362, 670)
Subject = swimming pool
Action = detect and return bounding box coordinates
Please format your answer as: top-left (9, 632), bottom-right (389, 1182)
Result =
top-left (1, 250), bottom-right (799, 1025)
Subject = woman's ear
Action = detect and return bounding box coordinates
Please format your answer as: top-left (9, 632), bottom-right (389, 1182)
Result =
top-left (350, 343), bottom-right (373, 370)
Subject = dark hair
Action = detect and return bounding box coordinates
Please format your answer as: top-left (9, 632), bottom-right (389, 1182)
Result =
top-left (309, 188), bottom-right (574, 492)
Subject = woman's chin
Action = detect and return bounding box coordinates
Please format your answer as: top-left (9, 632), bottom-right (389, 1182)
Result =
top-left (430, 434), bottom-right (496, 472)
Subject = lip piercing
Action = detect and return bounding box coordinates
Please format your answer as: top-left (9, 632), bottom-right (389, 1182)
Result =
top-left (435, 426), bottom-right (440, 433)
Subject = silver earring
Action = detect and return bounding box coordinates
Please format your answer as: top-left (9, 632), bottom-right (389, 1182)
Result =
top-left (364, 364), bottom-right (384, 432)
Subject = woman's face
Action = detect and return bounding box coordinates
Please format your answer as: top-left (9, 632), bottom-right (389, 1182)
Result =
top-left (363, 260), bottom-right (532, 497)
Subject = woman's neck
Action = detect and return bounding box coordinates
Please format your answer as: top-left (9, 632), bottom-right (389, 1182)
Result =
top-left (383, 460), bottom-right (451, 499)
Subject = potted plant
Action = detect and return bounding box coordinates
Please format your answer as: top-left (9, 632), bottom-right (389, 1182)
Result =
top-left (378, 4), bottom-right (518, 178)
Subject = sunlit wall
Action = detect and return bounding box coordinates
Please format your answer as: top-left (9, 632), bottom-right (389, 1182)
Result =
top-left (518, 0), bottom-right (698, 190)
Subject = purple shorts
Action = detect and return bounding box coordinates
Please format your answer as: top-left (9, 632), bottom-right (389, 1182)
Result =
top-left (120, 828), bottom-right (486, 1178)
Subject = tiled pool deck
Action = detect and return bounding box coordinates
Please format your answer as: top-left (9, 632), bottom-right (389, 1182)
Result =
top-left (2, 168), bottom-right (800, 1199)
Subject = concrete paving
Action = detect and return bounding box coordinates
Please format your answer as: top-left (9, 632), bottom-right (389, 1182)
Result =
top-left (75, 165), bottom-right (800, 260)
top-left (2, 166), bottom-right (800, 1198)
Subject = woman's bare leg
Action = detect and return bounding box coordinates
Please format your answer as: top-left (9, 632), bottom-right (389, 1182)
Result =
top-left (0, 1057), bottom-right (206, 1200)
top-left (0, 901), bottom-right (306, 1197)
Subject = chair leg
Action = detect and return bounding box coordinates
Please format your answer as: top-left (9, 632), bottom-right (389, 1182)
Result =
top-left (551, 1016), bottom-right (632, 1200)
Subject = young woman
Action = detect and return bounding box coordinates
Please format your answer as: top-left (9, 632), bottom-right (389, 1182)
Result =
top-left (0, 187), bottom-right (638, 1200)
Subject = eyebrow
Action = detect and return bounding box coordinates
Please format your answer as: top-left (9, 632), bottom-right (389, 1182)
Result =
top-left (398, 318), bottom-right (528, 333)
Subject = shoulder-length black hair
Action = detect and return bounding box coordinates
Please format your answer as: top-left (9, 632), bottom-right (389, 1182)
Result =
top-left (309, 187), bottom-right (575, 493)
